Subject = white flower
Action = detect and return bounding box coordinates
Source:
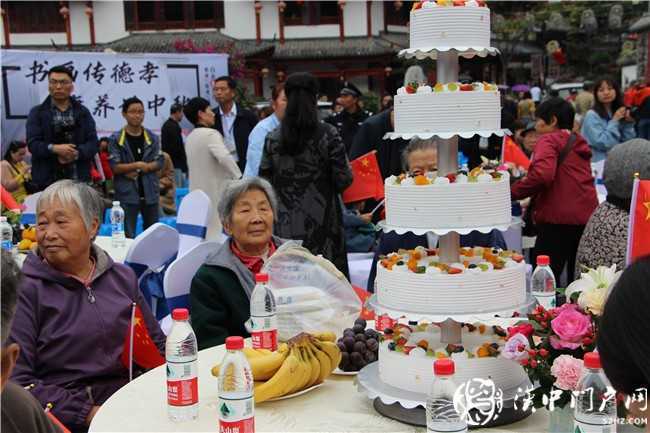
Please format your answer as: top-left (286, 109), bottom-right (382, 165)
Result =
top-left (565, 264), bottom-right (621, 316)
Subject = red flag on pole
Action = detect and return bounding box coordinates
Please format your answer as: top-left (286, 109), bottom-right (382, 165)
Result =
top-left (342, 151), bottom-right (384, 204)
top-left (121, 304), bottom-right (165, 372)
top-left (626, 178), bottom-right (650, 265)
top-left (502, 136), bottom-right (530, 170)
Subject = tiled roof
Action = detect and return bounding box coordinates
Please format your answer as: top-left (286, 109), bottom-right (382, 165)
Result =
top-left (264, 36), bottom-right (398, 60)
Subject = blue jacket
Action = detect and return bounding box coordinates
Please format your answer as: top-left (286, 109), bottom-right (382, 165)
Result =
top-left (26, 96), bottom-right (98, 189)
top-left (366, 230), bottom-right (507, 292)
top-left (108, 128), bottom-right (163, 205)
top-left (581, 109), bottom-right (636, 162)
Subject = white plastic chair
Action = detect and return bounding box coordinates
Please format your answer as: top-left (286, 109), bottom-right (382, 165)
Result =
top-left (176, 189), bottom-right (212, 257)
top-left (124, 223), bottom-right (179, 319)
top-left (20, 192), bottom-right (41, 226)
top-left (160, 241), bottom-right (219, 334)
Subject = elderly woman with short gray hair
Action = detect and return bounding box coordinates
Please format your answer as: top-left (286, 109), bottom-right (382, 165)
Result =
top-left (576, 139), bottom-right (650, 272)
top-left (8, 180), bottom-right (164, 432)
top-left (190, 177), bottom-right (287, 350)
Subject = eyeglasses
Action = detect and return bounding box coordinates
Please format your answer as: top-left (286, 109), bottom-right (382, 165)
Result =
top-left (49, 79), bottom-right (72, 87)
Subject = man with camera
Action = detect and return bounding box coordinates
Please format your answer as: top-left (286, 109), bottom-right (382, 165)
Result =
top-left (26, 65), bottom-right (98, 191)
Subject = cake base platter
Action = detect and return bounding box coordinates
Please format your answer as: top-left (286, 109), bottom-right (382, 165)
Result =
top-left (398, 46), bottom-right (500, 60)
top-left (377, 219), bottom-right (515, 236)
top-left (384, 128), bottom-right (510, 141)
top-left (357, 363), bottom-right (534, 428)
top-left (366, 293), bottom-right (537, 324)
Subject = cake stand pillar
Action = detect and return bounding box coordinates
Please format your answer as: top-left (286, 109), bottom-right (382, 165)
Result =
top-left (436, 50), bottom-right (460, 264)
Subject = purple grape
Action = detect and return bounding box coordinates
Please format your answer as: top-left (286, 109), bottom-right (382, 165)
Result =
top-left (352, 324), bottom-right (365, 334)
top-left (354, 357), bottom-right (367, 368)
top-left (364, 351), bottom-right (377, 363)
top-left (337, 341), bottom-right (346, 353)
top-left (353, 341), bottom-right (367, 353)
top-left (354, 318), bottom-right (367, 328)
top-left (340, 351), bottom-right (350, 367)
top-left (354, 333), bottom-right (367, 342)
top-left (342, 363), bottom-right (356, 372)
top-left (366, 338), bottom-right (378, 352)
top-left (343, 328), bottom-right (355, 338)
top-left (350, 351), bottom-right (363, 365)
top-left (364, 329), bottom-right (379, 340)
top-left (343, 336), bottom-right (355, 351)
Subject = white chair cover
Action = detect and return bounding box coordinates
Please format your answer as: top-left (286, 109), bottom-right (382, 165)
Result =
top-left (176, 189), bottom-right (212, 257)
top-left (20, 192), bottom-right (42, 225)
top-left (124, 223), bottom-right (179, 319)
top-left (160, 241), bottom-right (218, 334)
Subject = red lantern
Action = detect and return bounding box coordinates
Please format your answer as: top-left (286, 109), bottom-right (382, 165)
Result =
top-left (394, 1), bottom-right (403, 11)
top-left (59, 5), bottom-right (70, 18)
top-left (278, 0), bottom-right (286, 12)
top-left (85, 6), bottom-right (93, 17)
top-left (254, 1), bottom-right (262, 14)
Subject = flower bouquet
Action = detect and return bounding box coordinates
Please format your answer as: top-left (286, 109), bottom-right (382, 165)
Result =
top-left (502, 265), bottom-right (621, 410)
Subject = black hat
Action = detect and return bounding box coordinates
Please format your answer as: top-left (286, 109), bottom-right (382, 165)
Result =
top-left (339, 82), bottom-right (362, 98)
top-left (521, 121), bottom-right (536, 136)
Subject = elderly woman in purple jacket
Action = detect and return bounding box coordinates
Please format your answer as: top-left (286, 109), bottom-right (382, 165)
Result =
top-left (8, 180), bottom-right (164, 433)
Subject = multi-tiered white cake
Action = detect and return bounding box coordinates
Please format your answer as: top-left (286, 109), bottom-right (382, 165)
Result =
top-left (369, 0), bottom-right (530, 403)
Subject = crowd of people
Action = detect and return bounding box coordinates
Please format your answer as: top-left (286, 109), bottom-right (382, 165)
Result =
top-left (1, 64), bottom-right (650, 432)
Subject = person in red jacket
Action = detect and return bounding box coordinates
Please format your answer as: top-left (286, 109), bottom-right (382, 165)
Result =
top-left (511, 97), bottom-right (598, 284)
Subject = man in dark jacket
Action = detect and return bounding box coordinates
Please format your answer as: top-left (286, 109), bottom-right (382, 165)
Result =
top-left (160, 103), bottom-right (187, 186)
top-left (212, 76), bottom-right (258, 172)
top-left (350, 108), bottom-right (408, 180)
top-left (26, 65), bottom-right (98, 191)
top-left (326, 82), bottom-right (371, 155)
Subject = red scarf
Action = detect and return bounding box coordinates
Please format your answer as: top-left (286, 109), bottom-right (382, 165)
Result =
top-left (230, 240), bottom-right (276, 274)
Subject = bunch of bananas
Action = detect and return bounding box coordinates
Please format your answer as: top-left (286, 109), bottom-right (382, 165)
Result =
top-left (211, 332), bottom-right (341, 403)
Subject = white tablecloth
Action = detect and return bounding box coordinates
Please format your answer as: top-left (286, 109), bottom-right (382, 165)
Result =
top-left (89, 344), bottom-right (549, 433)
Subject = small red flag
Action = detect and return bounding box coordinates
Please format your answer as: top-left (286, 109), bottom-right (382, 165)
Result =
top-left (342, 151), bottom-right (384, 204)
top-left (502, 136), bottom-right (530, 170)
top-left (626, 178), bottom-right (650, 265)
top-left (121, 304), bottom-right (165, 370)
top-left (352, 285), bottom-right (375, 320)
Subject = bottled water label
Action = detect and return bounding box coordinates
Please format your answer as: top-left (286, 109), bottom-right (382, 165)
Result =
top-left (1, 240), bottom-right (12, 251)
top-left (427, 398), bottom-right (468, 433)
top-left (574, 420), bottom-right (615, 433)
top-left (112, 222), bottom-right (124, 234)
top-left (219, 394), bottom-right (254, 433)
top-left (533, 292), bottom-right (556, 309)
top-left (167, 360), bottom-right (198, 406)
top-left (250, 315), bottom-right (277, 351)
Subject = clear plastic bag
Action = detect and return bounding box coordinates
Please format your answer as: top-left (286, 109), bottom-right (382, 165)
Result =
top-left (262, 242), bottom-right (360, 341)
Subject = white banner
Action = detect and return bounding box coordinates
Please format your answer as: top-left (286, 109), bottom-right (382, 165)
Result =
top-left (1, 50), bottom-right (228, 146)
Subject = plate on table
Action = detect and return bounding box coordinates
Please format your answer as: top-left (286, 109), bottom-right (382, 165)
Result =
top-left (267, 382), bottom-right (324, 401)
top-left (333, 368), bottom-right (358, 376)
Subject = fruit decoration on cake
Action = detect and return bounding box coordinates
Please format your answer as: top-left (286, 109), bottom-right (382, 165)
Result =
top-left (412, 0), bottom-right (486, 9)
top-left (379, 246), bottom-right (524, 274)
top-left (397, 81), bottom-right (497, 95)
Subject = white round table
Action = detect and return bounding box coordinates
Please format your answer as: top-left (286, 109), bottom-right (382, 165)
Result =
top-left (89, 344), bottom-right (549, 433)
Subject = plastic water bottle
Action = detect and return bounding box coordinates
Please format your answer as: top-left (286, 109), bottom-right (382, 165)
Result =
top-left (249, 273), bottom-right (277, 351)
top-left (574, 352), bottom-right (617, 433)
top-left (531, 255), bottom-right (556, 310)
top-left (219, 336), bottom-right (255, 433)
top-left (0, 217), bottom-right (13, 251)
top-left (110, 201), bottom-right (125, 248)
top-left (166, 308), bottom-right (199, 422)
top-left (426, 359), bottom-right (468, 433)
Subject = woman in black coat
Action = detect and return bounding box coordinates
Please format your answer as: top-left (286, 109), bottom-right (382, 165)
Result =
top-left (260, 73), bottom-right (353, 277)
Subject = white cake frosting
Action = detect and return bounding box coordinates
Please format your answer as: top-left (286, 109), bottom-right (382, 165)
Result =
top-left (385, 174), bottom-right (511, 230)
top-left (376, 262), bottom-right (527, 314)
top-left (379, 330), bottom-right (528, 395)
top-left (410, 5), bottom-right (491, 50)
top-left (393, 90), bottom-right (500, 135)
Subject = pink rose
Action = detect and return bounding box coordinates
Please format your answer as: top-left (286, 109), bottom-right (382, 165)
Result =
top-left (549, 307), bottom-right (592, 350)
top-left (502, 333), bottom-right (530, 362)
top-left (551, 355), bottom-right (584, 390)
top-left (548, 302), bottom-right (579, 318)
top-left (507, 323), bottom-right (534, 339)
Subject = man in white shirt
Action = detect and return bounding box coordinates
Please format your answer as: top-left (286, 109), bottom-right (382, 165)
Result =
top-left (212, 76), bottom-right (258, 172)
top-left (530, 83), bottom-right (542, 104)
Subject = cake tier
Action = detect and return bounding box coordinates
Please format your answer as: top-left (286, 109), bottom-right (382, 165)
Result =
top-left (410, 5), bottom-right (490, 51)
top-left (379, 330), bottom-right (528, 395)
top-left (385, 174), bottom-right (511, 230)
top-left (393, 91), bottom-right (500, 135)
top-left (376, 262), bottom-right (527, 315)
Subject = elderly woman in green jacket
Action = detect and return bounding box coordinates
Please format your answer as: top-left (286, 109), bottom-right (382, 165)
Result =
top-left (190, 177), bottom-right (286, 350)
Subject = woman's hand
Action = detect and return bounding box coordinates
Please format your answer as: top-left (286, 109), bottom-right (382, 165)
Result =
top-left (85, 405), bottom-right (101, 425)
top-left (612, 106), bottom-right (627, 122)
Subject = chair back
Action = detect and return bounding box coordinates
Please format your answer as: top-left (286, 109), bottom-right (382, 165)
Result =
top-left (163, 240), bottom-right (218, 313)
top-left (176, 189), bottom-right (212, 257)
top-left (20, 192), bottom-right (41, 225)
top-left (124, 223), bottom-right (179, 319)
